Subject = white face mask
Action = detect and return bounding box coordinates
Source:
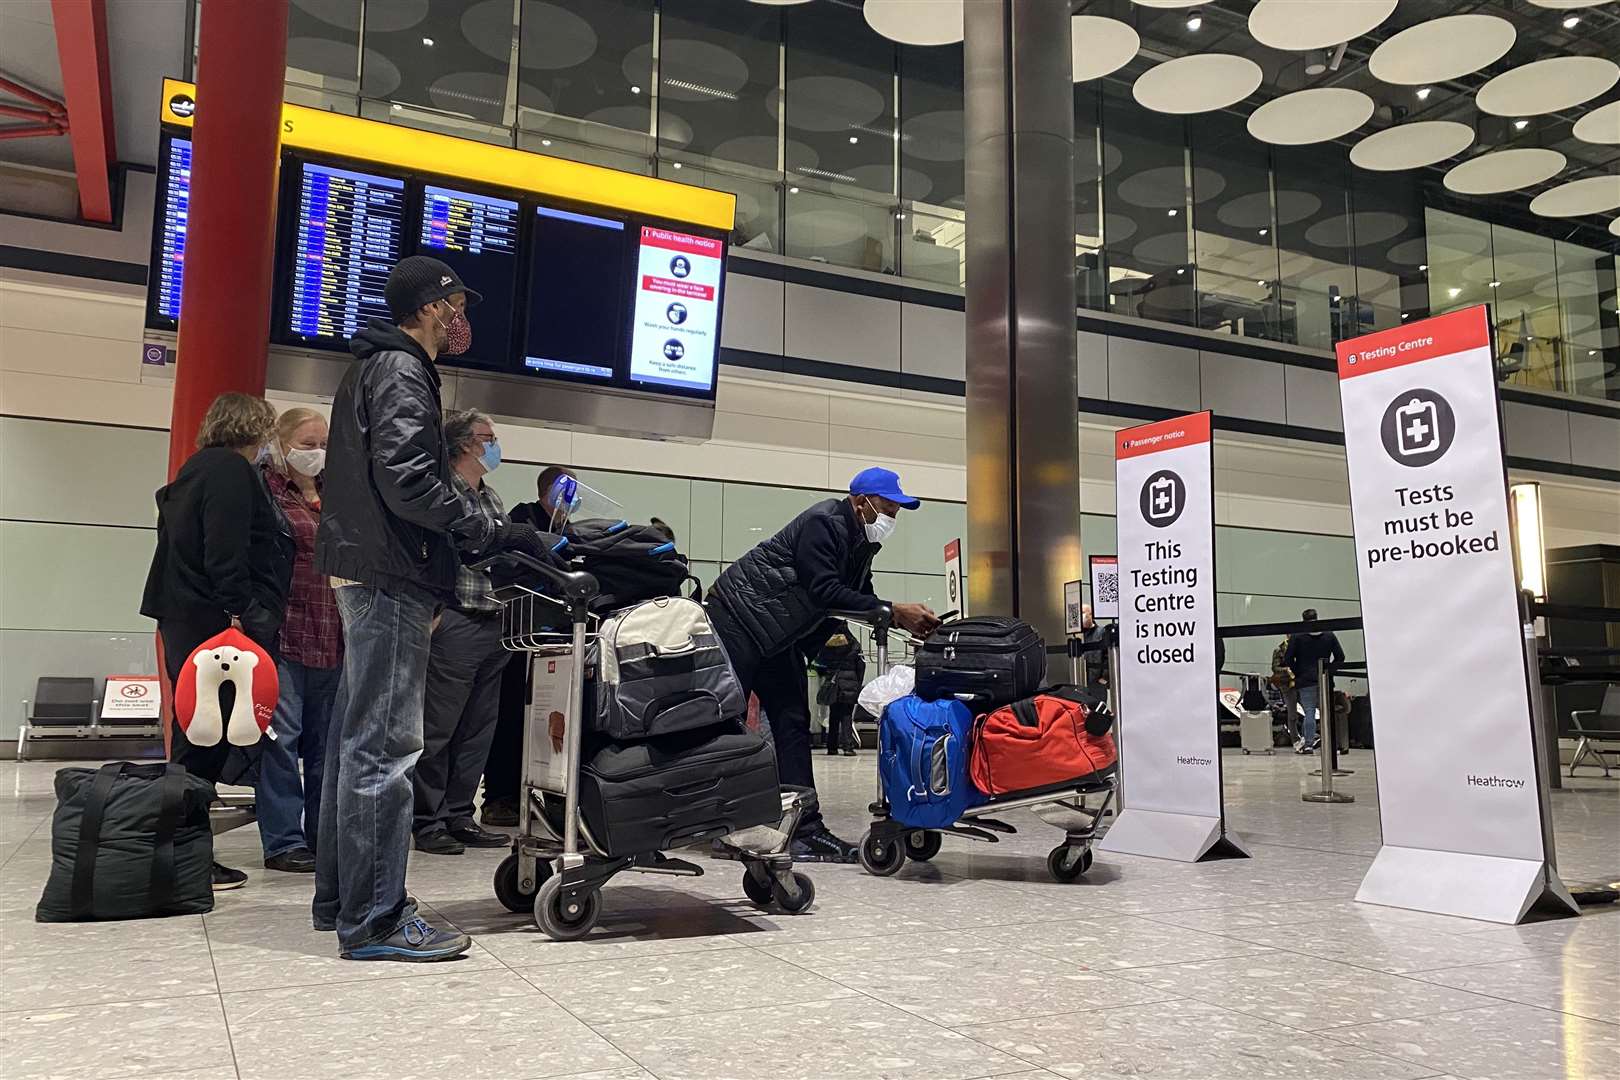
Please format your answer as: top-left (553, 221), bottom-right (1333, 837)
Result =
top-left (864, 511), bottom-right (897, 544)
top-left (285, 447), bottom-right (326, 476)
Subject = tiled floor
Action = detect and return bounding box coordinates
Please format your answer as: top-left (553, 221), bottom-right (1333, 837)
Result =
top-left (1, 751), bottom-right (1617, 1080)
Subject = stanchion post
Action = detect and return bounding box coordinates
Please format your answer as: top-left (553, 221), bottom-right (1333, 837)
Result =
top-left (1069, 635), bottom-right (1082, 687)
top-left (1107, 626), bottom-right (1123, 808)
top-left (1304, 657), bottom-right (1354, 803)
top-left (1311, 663), bottom-right (1354, 777)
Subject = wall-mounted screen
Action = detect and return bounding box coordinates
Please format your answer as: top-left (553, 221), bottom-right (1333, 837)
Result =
top-left (521, 206), bottom-right (629, 382)
top-left (628, 226), bottom-right (724, 393)
top-left (284, 161), bottom-right (406, 345)
top-left (147, 134), bottom-right (192, 326)
top-left (415, 184), bottom-right (520, 372)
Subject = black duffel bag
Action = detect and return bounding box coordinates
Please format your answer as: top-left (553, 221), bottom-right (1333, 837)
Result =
top-left (915, 615), bottom-right (1046, 709)
top-left (36, 762), bottom-right (215, 922)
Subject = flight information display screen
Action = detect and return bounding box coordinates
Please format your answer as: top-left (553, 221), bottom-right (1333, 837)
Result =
top-left (628, 226), bottom-right (724, 393)
top-left (150, 135), bottom-right (192, 324)
top-left (285, 161), bottom-right (406, 343)
top-left (521, 206), bottom-right (629, 382)
top-left (415, 184), bottom-right (520, 371)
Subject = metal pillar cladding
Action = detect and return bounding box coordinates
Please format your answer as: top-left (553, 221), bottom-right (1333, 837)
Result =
top-left (963, 0), bottom-right (1082, 642)
top-left (167, 0), bottom-right (290, 478)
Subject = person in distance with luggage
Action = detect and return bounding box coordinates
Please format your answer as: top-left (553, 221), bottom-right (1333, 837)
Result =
top-left (312, 256), bottom-right (557, 962)
top-left (812, 622), bottom-right (866, 756)
top-left (142, 392), bottom-right (294, 893)
top-left (706, 467), bottom-right (941, 862)
top-left (1283, 609), bottom-right (1345, 755)
top-left (411, 409), bottom-right (517, 856)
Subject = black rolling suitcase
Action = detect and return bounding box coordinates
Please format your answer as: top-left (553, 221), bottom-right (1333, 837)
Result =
top-left (577, 722), bottom-right (781, 855)
top-left (915, 616), bottom-right (1046, 709)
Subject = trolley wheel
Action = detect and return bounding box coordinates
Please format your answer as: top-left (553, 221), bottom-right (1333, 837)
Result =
top-left (858, 830), bottom-right (906, 876)
top-left (534, 875), bottom-right (601, 941)
top-left (494, 853), bottom-right (549, 914)
top-left (1047, 844), bottom-right (1093, 883)
top-left (905, 830), bottom-right (943, 862)
top-left (772, 871), bottom-right (816, 914)
top-left (741, 868), bottom-right (775, 910)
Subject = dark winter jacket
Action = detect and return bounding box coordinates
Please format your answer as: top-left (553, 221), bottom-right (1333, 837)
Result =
top-left (314, 320), bottom-right (495, 602)
top-left (1284, 630), bottom-right (1345, 687)
top-left (709, 499), bottom-right (881, 659)
top-left (141, 447), bottom-right (294, 640)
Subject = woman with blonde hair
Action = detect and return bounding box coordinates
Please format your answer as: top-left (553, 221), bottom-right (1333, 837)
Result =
top-left (256, 406), bottom-right (341, 873)
top-left (141, 392), bottom-right (294, 891)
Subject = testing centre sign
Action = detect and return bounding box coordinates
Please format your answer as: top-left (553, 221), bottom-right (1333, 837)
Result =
top-left (1100, 411), bottom-right (1247, 863)
top-left (1337, 305), bottom-right (1574, 923)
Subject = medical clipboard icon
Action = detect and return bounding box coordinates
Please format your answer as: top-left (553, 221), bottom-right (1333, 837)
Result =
top-left (1395, 397), bottom-right (1439, 456)
top-left (1148, 475), bottom-right (1177, 520)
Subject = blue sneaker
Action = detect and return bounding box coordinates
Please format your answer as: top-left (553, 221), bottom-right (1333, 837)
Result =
top-left (341, 916), bottom-right (470, 962)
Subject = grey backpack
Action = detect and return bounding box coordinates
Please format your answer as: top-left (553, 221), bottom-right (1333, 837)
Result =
top-left (595, 596), bottom-right (747, 741)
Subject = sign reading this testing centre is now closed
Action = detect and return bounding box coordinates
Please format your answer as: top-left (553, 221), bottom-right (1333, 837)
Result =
top-left (1100, 411), bottom-right (1247, 863)
top-left (1337, 304), bottom-right (1574, 923)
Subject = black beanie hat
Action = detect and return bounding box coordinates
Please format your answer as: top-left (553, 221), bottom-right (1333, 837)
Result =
top-left (384, 256), bottom-right (483, 322)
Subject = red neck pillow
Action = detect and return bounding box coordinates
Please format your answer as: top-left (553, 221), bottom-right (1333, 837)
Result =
top-left (173, 629), bottom-right (278, 748)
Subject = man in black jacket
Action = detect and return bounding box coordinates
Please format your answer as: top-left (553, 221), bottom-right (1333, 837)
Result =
top-left (707, 468), bottom-right (940, 861)
top-left (311, 256), bottom-right (552, 962)
top-left (1283, 608), bottom-right (1345, 754)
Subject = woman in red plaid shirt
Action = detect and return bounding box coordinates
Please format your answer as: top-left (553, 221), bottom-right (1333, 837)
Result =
top-left (256, 407), bottom-right (343, 873)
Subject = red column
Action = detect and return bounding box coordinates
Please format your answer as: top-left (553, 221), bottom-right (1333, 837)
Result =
top-left (167, 0), bottom-right (289, 478)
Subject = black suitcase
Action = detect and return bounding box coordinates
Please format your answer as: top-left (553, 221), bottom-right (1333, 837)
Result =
top-left (915, 616), bottom-right (1046, 709)
top-left (577, 723), bottom-right (781, 856)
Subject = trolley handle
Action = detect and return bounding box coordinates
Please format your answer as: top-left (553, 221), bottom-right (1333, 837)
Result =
top-left (829, 604), bottom-right (893, 634)
top-left (475, 551), bottom-right (600, 602)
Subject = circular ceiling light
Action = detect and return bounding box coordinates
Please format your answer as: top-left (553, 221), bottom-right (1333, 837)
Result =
top-left (1350, 120), bottom-right (1474, 171)
top-left (1443, 148), bottom-right (1567, 195)
top-left (1071, 16), bottom-right (1140, 82)
top-left (1247, 88), bottom-right (1374, 145)
top-left (904, 110), bottom-right (964, 161)
top-left (1573, 101), bottom-right (1620, 146)
top-left (864, 0), bottom-right (962, 47)
top-left (1116, 165), bottom-right (1226, 207)
top-left (1133, 54), bottom-right (1262, 115)
top-left (1130, 0), bottom-right (1204, 7)
top-left (1367, 14), bottom-right (1516, 86)
top-left (1476, 57), bottom-right (1620, 118)
top-left (769, 76), bottom-right (887, 133)
top-left (1530, 174), bottom-right (1620, 217)
top-left (747, 0), bottom-right (814, 5)
top-left (1247, 0), bottom-right (1396, 52)
top-left (1610, 217), bottom-right (1620, 239)
top-left (1215, 189), bottom-right (1321, 229)
top-left (1526, 0), bottom-right (1610, 8)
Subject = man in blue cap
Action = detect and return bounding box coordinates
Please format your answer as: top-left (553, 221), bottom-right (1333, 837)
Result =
top-left (707, 467), bottom-right (940, 861)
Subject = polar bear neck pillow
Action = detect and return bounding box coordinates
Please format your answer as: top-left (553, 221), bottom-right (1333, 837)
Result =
top-left (173, 629), bottom-right (279, 748)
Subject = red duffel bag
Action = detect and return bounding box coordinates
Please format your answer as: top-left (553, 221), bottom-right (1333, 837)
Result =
top-left (969, 685), bottom-right (1117, 797)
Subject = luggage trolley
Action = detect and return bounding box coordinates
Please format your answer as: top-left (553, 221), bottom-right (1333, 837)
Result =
top-left (484, 554), bottom-right (817, 941)
top-left (839, 606), bottom-right (1118, 883)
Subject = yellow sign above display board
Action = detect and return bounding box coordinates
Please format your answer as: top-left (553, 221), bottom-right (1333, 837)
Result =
top-left (159, 78), bottom-right (736, 232)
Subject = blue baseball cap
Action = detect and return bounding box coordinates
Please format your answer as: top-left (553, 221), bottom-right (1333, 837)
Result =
top-left (849, 467), bottom-right (920, 510)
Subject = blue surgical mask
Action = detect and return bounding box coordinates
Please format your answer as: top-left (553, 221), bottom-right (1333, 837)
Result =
top-left (479, 439), bottom-right (502, 473)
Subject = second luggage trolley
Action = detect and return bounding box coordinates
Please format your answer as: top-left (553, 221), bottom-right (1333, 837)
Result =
top-left (840, 607), bottom-right (1118, 883)
top-left (483, 554), bottom-right (817, 941)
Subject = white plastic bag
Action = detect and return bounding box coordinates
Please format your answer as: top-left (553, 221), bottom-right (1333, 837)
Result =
top-left (858, 664), bottom-right (914, 717)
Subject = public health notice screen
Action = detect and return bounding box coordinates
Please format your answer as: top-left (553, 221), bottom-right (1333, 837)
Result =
top-left (628, 226), bottom-right (724, 392)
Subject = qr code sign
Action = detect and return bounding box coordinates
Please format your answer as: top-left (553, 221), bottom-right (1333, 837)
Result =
top-left (1096, 573), bottom-right (1119, 607)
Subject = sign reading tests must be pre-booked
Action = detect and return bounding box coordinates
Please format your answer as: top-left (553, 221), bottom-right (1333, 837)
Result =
top-left (1337, 305), bottom-right (1571, 921)
top-left (1101, 411), bottom-right (1244, 861)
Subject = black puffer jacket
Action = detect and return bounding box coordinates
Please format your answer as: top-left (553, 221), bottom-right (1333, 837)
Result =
top-left (709, 499), bottom-right (882, 659)
top-left (314, 320), bottom-right (493, 602)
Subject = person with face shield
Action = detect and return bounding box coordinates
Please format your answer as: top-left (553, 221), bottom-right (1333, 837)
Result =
top-left (706, 467), bottom-right (941, 862)
top-left (254, 407), bottom-right (340, 874)
top-left (141, 392), bottom-right (295, 892)
top-left (312, 256), bottom-right (556, 962)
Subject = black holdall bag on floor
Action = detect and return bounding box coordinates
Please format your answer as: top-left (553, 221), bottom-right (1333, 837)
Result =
top-left (36, 762), bottom-right (216, 922)
top-left (915, 615), bottom-right (1046, 709)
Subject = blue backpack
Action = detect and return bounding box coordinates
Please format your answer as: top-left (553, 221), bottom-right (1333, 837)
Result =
top-left (879, 695), bottom-right (982, 829)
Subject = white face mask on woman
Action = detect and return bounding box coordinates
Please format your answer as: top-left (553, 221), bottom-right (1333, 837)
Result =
top-left (285, 447), bottom-right (326, 476)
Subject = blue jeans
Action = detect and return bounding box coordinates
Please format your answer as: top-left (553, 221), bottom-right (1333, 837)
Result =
top-left (1299, 683), bottom-right (1320, 746)
top-left (311, 585), bottom-right (435, 949)
top-left (256, 658), bottom-right (341, 859)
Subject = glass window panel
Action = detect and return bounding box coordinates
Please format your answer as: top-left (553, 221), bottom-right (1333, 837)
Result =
top-left (898, 43), bottom-right (964, 214)
top-left (1074, 82), bottom-right (1106, 312)
top-left (1191, 111), bottom-right (1279, 341)
top-left (1102, 84), bottom-right (1195, 326)
top-left (1213, 526), bottom-right (1359, 602)
top-left (783, 188), bottom-right (895, 273)
top-left (659, 160), bottom-right (780, 253)
top-left (687, 480), bottom-right (724, 562)
top-left (1554, 238), bottom-right (1620, 402)
top-left (362, 1), bottom-right (514, 126)
top-left (1350, 171), bottom-right (1426, 334)
top-left (286, 0), bottom-right (361, 100)
top-left (658, 0), bottom-right (780, 173)
top-left (1425, 207), bottom-right (1494, 316)
top-left (516, 0), bottom-right (654, 155)
top-left (1489, 221), bottom-right (1563, 393)
top-left (1273, 145), bottom-right (1356, 350)
top-left (900, 206), bottom-right (964, 287)
top-left (783, 3), bottom-right (896, 199)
